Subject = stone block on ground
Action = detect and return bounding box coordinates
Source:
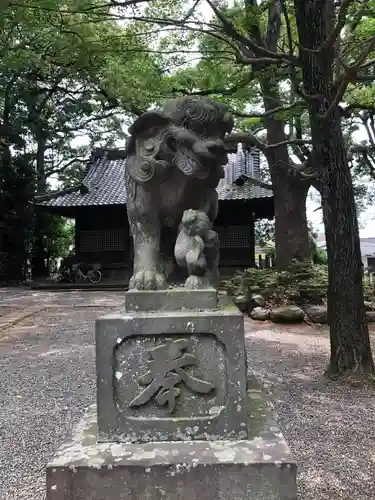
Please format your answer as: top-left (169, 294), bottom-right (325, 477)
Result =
top-left (251, 307), bottom-right (270, 321)
top-left (46, 402), bottom-right (297, 500)
top-left (364, 301), bottom-right (375, 312)
top-left (233, 294), bottom-right (248, 313)
top-left (251, 294), bottom-right (266, 308)
top-left (270, 306), bottom-right (304, 324)
top-left (366, 311), bottom-right (375, 322)
top-left (303, 304), bottom-right (327, 324)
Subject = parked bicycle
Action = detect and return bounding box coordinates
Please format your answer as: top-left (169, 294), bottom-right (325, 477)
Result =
top-left (59, 262), bottom-right (102, 284)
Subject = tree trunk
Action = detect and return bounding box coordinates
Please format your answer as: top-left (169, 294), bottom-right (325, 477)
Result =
top-left (294, 0), bottom-right (375, 378)
top-left (0, 84), bottom-right (28, 282)
top-left (270, 166), bottom-right (310, 269)
top-left (31, 135), bottom-right (48, 278)
top-left (260, 78), bottom-right (311, 270)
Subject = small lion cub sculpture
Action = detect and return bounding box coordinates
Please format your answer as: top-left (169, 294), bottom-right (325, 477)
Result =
top-left (174, 209), bottom-right (220, 289)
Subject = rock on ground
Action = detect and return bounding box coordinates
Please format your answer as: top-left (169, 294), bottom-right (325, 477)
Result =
top-left (251, 293), bottom-right (266, 308)
top-left (303, 304), bottom-right (327, 324)
top-left (234, 294), bottom-right (248, 313)
top-left (270, 305), bottom-right (304, 323)
top-left (250, 307), bottom-right (269, 321)
top-left (366, 311), bottom-right (375, 322)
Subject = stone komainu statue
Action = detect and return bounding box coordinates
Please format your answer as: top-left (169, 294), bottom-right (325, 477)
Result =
top-left (125, 96), bottom-right (234, 290)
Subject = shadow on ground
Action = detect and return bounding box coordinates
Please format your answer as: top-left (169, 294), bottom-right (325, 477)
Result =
top-left (245, 319), bottom-right (375, 500)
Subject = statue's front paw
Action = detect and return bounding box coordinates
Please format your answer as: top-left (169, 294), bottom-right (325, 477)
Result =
top-left (129, 270), bottom-right (167, 290)
top-left (185, 275), bottom-right (209, 290)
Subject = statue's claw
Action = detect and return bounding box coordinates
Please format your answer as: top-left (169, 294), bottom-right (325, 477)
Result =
top-left (185, 275), bottom-right (210, 290)
top-left (129, 270), bottom-right (167, 291)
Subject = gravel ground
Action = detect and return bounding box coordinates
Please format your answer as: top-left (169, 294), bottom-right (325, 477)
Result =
top-left (245, 319), bottom-right (375, 500)
top-left (0, 306), bottom-right (18, 317)
top-left (0, 290), bottom-right (375, 499)
top-left (0, 306), bottom-right (107, 500)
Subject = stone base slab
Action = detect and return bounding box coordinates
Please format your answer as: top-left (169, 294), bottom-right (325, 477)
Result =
top-left (46, 405), bottom-right (297, 500)
top-left (124, 288), bottom-right (218, 312)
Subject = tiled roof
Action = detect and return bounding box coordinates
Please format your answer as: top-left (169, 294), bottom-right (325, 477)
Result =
top-left (35, 147), bottom-right (273, 208)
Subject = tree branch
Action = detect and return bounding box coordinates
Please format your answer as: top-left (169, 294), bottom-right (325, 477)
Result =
top-left (321, 36), bottom-right (375, 119)
top-left (266, 138), bottom-right (313, 149)
top-left (225, 132), bottom-right (265, 152)
top-left (182, 0), bottom-right (200, 22)
top-left (266, 0), bottom-right (282, 53)
top-left (205, 0), bottom-right (298, 64)
top-left (232, 100), bottom-right (306, 119)
top-left (224, 132), bottom-right (312, 152)
top-left (45, 156), bottom-right (87, 177)
top-left (322, 0), bottom-right (356, 52)
top-left (171, 71), bottom-right (255, 97)
top-left (10, 0), bottom-right (149, 12)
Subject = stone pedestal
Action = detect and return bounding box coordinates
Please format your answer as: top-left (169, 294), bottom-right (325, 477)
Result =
top-left (47, 289), bottom-right (297, 499)
top-left (47, 402), bottom-right (296, 500)
top-left (124, 288), bottom-right (218, 312)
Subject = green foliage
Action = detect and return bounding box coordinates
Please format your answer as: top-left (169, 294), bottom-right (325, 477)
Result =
top-left (45, 217), bottom-right (75, 261)
top-left (308, 225), bottom-right (328, 264)
top-left (0, 0), bottom-right (166, 278)
top-left (0, 151), bottom-right (35, 282)
top-left (313, 247), bottom-right (328, 265)
top-left (224, 259), bottom-right (375, 305)
top-left (223, 262), bottom-right (329, 305)
top-left (254, 219), bottom-right (275, 247)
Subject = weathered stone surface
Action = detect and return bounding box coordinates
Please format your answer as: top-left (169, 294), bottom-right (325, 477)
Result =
top-left (270, 306), bottom-right (304, 324)
top-left (125, 96), bottom-right (233, 291)
top-left (251, 294), bottom-right (266, 308)
top-left (366, 311), bottom-right (375, 322)
top-left (251, 307), bottom-right (270, 321)
top-left (234, 294), bottom-right (248, 313)
top-left (303, 304), bottom-right (327, 324)
top-left (174, 209), bottom-right (220, 289)
top-left (96, 307), bottom-right (248, 443)
top-left (46, 403), bottom-right (297, 500)
top-left (124, 288), bottom-right (218, 312)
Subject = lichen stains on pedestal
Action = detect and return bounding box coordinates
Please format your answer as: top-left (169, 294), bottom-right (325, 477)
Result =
top-left (49, 404), bottom-right (295, 470)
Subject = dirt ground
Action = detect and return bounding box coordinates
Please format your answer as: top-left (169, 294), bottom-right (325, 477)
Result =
top-left (0, 288), bottom-right (375, 499)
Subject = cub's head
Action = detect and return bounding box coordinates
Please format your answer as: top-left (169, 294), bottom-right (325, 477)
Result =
top-left (180, 209), bottom-right (211, 237)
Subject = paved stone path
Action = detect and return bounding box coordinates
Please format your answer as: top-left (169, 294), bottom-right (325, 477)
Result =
top-left (0, 289), bottom-right (375, 500)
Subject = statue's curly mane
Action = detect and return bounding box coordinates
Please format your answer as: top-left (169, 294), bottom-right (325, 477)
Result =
top-left (163, 97), bottom-right (234, 138)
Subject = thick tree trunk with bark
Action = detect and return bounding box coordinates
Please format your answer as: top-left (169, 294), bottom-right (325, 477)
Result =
top-left (294, 0), bottom-right (375, 377)
top-left (0, 84), bottom-right (27, 282)
top-left (260, 78), bottom-right (311, 270)
top-left (31, 135), bottom-right (48, 278)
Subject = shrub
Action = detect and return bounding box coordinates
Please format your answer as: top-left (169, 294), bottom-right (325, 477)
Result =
top-left (222, 262), bottom-right (328, 305)
top-left (223, 261), bottom-right (375, 307)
